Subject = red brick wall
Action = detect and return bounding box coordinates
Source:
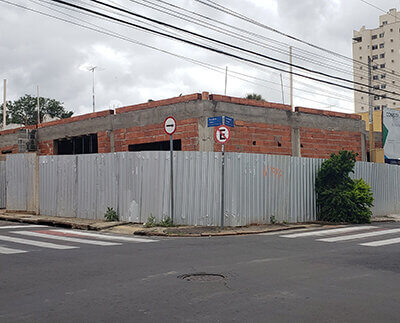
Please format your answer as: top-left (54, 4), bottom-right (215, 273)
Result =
top-left (300, 128), bottom-right (362, 160)
top-left (38, 140), bottom-right (54, 155)
top-left (0, 144), bottom-right (18, 154)
top-left (113, 118), bottom-right (199, 152)
top-left (215, 121), bottom-right (292, 155)
top-left (98, 131), bottom-right (112, 153)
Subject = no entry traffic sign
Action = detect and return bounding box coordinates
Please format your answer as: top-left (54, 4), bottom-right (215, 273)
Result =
top-left (164, 116), bottom-right (177, 135)
top-left (215, 125), bottom-right (231, 144)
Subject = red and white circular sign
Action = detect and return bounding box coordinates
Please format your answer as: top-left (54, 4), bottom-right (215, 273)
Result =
top-left (163, 116), bottom-right (177, 135)
top-left (215, 125), bottom-right (231, 144)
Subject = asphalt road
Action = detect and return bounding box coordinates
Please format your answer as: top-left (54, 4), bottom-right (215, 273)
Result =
top-left (0, 220), bottom-right (399, 322)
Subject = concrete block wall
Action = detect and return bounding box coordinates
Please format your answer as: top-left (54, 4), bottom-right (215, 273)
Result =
top-left (0, 92), bottom-right (368, 160)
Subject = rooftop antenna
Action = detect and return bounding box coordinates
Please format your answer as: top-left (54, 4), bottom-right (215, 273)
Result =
top-left (80, 64), bottom-right (104, 112)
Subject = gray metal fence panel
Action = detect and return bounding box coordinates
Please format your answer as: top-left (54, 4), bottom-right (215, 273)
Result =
top-left (290, 157), bottom-right (323, 223)
top-left (6, 154), bottom-right (37, 212)
top-left (174, 151), bottom-right (222, 226)
top-left (354, 162), bottom-right (400, 216)
top-left (9, 151), bottom-right (400, 225)
top-left (0, 161), bottom-right (6, 208)
top-left (225, 153), bottom-right (292, 226)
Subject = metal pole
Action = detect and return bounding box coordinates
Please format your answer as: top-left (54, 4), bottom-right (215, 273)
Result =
top-left (280, 74), bottom-right (285, 105)
top-left (37, 85), bottom-right (40, 124)
top-left (368, 56), bottom-right (375, 162)
top-left (289, 46), bottom-right (293, 111)
top-left (2, 79), bottom-right (6, 129)
top-left (92, 67), bottom-right (96, 112)
top-left (170, 134), bottom-right (174, 224)
top-left (220, 143), bottom-right (225, 229)
top-left (224, 66), bottom-right (228, 95)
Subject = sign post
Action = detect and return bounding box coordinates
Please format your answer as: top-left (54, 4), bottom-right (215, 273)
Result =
top-left (164, 117), bottom-right (177, 224)
top-left (215, 125), bottom-right (231, 228)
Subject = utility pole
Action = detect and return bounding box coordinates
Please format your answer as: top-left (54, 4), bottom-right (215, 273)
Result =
top-left (280, 74), bottom-right (285, 104)
top-left (3, 79), bottom-right (6, 129)
top-left (37, 85), bottom-right (40, 124)
top-left (289, 46), bottom-right (293, 111)
top-left (368, 56), bottom-right (375, 162)
top-left (224, 66), bottom-right (228, 95)
top-left (89, 66), bottom-right (97, 112)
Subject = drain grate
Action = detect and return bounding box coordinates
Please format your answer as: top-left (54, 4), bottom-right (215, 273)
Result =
top-left (178, 273), bottom-right (226, 282)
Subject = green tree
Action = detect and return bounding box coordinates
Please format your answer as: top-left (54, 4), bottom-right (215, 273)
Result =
top-left (0, 94), bottom-right (73, 126)
top-left (315, 150), bottom-right (374, 224)
top-left (245, 93), bottom-right (265, 101)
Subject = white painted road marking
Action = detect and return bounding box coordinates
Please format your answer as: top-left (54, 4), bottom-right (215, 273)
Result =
top-left (0, 235), bottom-right (77, 250)
top-left (0, 225), bottom-right (48, 230)
top-left (360, 237), bottom-right (400, 247)
top-left (52, 229), bottom-right (158, 243)
top-left (0, 246), bottom-right (27, 254)
top-left (280, 226), bottom-right (377, 238)
top-left (13, 231), bottom-right (121, 246)
top-left (317, 228), bottom-right (400, 242)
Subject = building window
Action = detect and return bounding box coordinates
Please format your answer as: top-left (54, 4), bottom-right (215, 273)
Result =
top-left (128, 140), bottom-right (182, 152)
top-left (373, 65), bottom-right (378, 70)
top-left (374, 106), bottom-right (380, 110)
top-left (379, 32), bottom-right (385, 38)
top-left (381, 84), bottom-right (387, 89)
top-left (359, 46), bottom-right (362, 50)
top-left (361, 106), bottom-right (364, 110)
top-left (372, 54), bottom-right (378, 60)
top-left (373, 85), bottom-right (380, 90)
top-left (360, 76), bottom-right (364, 80)
top-left (382, 94), bottom-right (387, 99)
top-left (380, 53), bottom-right (385, 58)
top-left (54, 134), bottom-right (98, 155)
top-left (372, 45), bottom-right (378, 50)
top-left (379, 43), bottom-right (385, 48)
top-left (390, 28), bottom-right (393, 32)
top-left (374, 95), bottom-right (380, 100)
top-left (372, 34), bottom-right (378, 40)
top-left (382, 105), bottom-right (387, 109)
top-left (359, 56), bottom-right (363, 60)
top-left (373, 75), bottom-right (379, 80)
top-left (391, 39), bottom-right (394, 42)
top-left (361, 96), bottom-right (364, 100)
top-left (380, 64), bottom-right (386, 68)
top-left (381, 74), bottom-right (386, 79)
top-left (383, 21), bottom-right (388, 25)
top-left (392, 59), bottom-right (395, 63)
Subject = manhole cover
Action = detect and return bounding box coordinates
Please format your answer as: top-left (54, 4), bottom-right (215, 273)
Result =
top-left (178, 273), bottom-right (226, 282)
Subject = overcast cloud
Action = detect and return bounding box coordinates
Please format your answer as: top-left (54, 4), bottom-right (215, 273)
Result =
top-left (0, 0), bottom-right (398, 115)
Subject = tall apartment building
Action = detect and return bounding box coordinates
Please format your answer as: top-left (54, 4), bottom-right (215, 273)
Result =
top-left (353, 8), bottom-right (400, 113)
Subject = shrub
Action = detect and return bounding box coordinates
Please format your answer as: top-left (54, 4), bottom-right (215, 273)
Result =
top-left (315, 151), bottom-right (374, 224)
top-left (104, 207), bottom-right (119, 222)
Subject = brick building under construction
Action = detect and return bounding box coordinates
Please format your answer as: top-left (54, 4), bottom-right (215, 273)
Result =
top-left (0, 92), bottom-right (368, 160)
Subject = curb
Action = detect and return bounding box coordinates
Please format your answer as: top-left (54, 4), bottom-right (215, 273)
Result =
top-left (0, 214), bottom-right (122, 231)
top-left (133, 225), bottom-right (311, 237)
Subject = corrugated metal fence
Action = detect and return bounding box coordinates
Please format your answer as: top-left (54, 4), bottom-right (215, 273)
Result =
top-left (2, 152), bottom-right (400, 225)
top-left (0, 160), bottom-right (6, 209)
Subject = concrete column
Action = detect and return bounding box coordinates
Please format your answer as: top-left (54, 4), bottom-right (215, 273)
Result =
top-left (291, 127), bottom-right (301, 157)
top-left (361, 133), bottom-right (367, 161)
top-left (198, 116), bottom-right (214, 152)
top-left (109, 130), bottom-right (115, 153)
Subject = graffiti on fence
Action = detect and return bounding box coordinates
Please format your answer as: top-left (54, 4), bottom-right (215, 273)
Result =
top-left (262, 165), bottom-right (283, 179)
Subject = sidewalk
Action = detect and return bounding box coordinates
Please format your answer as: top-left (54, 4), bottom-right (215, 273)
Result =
top-left (1, 210), bottom-right (397, 237)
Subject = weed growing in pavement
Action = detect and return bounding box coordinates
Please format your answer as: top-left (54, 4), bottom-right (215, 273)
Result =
top-left (270, 215), bottom-right (277, 224)
top-left (104, 207), bottom-right (119, 222)
top-left (144, 215), bottom-right (175, 228)
top-left (144, 214), bottom-right (156, 228)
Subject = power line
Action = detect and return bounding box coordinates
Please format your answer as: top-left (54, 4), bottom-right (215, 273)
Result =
top-left (195, 0), bottom-right (400, 85)
top-left (71, 0), bottom-right (400, 98)
top-left (0, 0), bottom-right (361, 111)
top-left (30, 0), bottom-right (399, 101)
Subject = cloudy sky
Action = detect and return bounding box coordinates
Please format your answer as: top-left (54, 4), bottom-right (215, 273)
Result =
top-left (0, 0), bottom-right (399, 116)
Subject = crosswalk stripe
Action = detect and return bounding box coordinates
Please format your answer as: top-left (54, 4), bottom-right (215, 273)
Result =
top-left (0, 225), bottom-right (48, 230)
top-left (280, 226), bottom-right (377, 238)
top-left (360, 237), bottom-right (400, 247)
top-left (0, 246), bottom-right (27, 254)
top-left (52, 229), bottom-right (158, 243)
top-left (13, 231), bottom-right (122, 246)
top-left (0, 235), bottom-right (77, 250)
top-left (317, 228), bottom-right (400, 242)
